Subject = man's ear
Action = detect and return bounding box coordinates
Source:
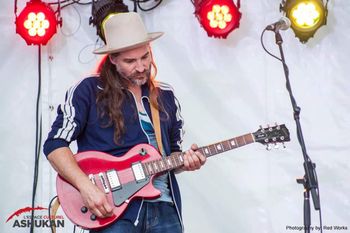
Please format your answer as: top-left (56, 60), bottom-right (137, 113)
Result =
top-left (109, 55), bottom-right (116, 65)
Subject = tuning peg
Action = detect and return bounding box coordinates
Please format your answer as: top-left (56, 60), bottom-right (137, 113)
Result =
top-left (274, 143), bottom-right (279, 149)
top-left (266, 144), bottom-right (272, 151)
top-left (260, 125), bottom-right (265, 133)
top-left (282, 142), bottom-right (286, 149)
top-left (275, 122), bottom-right (280, 130)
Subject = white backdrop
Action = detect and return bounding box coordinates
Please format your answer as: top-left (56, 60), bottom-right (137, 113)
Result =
top-left (1, 0), bottom-right (350, 232)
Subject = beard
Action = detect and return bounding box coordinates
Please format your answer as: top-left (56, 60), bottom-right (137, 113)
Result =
top-left (129, 70), bottom-right (151, 86)
top-left (118, 67), bottom-right (151, 87)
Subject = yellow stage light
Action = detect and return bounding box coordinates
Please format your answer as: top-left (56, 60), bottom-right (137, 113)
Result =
top-left (280, 0), bottom-right (328, 43)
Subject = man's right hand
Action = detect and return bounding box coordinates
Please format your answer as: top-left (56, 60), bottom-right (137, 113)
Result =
top-left (47, 147), bottom-right (114, 219)
top-left (78, 180), bottom-right (114, 218)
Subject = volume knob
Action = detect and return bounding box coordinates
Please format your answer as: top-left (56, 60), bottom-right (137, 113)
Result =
top-left (90, 214), bottom-right (97, 221)
top-left (81, 206), bottom-right (88, 213)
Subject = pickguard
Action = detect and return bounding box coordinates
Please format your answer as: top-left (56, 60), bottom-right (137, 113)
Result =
top-left (112, 177), bottom-right (150, 206)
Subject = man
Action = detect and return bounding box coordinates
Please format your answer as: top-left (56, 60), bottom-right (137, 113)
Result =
top-left (43, 12), bottom-right (206, 233)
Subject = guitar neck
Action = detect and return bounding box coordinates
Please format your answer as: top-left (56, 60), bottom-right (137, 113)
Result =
top-left (142, 133), bottom-right (255, 176)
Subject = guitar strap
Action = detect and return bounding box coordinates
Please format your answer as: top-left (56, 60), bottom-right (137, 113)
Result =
top-left (150, 102), bottom-right (164, 155)
top-left (50, 197), bottom-right (60, 233)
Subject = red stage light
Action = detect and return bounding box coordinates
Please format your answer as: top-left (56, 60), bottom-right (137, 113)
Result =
top-left (16, 0), bottom-right (58, 45)
top-left (195, 0), bottom-right (241, 39)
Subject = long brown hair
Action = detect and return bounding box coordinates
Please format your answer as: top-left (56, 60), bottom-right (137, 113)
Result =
top-left (96, 48), bottom-right (166, 145)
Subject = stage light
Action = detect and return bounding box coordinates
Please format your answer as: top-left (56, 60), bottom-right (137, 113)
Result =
top-left (16, 0), bottom-right (58, 45)
top-left (89, 0), bottom-right (129, 43)
top-left (280, 0), bottom-right (328, 43)
top-left (194, 0), bottom-right (241, 39)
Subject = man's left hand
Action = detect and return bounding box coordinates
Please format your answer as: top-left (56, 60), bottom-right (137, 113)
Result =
top-left (183, 144), bottom-right (206, 171)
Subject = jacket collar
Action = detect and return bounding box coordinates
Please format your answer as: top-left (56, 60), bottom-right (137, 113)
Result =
top-left (141, 82), bottom-right (150, 97)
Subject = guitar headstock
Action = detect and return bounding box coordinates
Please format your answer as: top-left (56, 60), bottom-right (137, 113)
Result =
top-left (253, 124), bottom-right (290, 149)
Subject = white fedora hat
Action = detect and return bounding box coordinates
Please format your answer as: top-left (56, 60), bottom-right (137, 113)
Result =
top-left (93, 12), bottom-right (163, 54)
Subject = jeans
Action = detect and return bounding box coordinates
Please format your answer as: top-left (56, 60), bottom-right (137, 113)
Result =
top-left (90, 202), bottom-right (182, 233)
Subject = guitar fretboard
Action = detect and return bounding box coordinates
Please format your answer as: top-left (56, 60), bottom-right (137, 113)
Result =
top-left (142, 133), bottom-right (254, 176)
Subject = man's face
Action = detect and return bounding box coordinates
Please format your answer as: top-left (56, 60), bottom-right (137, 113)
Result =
top-left (110, 44), bottom-right (152, 87)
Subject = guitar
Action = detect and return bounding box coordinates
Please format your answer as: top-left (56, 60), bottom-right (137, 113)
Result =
top-left (56, 124), bottom-right (290, 229)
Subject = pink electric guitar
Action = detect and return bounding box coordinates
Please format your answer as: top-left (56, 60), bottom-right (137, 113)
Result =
top-left (56, 124), bottom-right (290, 229)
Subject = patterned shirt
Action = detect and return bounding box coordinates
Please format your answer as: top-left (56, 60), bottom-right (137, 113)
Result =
top-left (138, 111), bottom-right (172, 203)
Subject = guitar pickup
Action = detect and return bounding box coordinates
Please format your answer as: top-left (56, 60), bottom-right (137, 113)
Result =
top-left (132, 162), bottom-right (146, 183)
top-left (106, 169), bottom-right (121, 191)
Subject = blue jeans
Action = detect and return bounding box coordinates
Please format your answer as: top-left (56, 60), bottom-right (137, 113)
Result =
top-left (90, 202), bottom-right (182, 233)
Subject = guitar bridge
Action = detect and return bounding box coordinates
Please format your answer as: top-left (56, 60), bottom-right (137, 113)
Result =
top-left (98, 173), bottom-right (110, 194)
top-left (88, 174), bottom-right (96, 185)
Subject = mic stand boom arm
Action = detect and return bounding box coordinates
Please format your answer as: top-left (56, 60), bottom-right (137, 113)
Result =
top-left (274, 31), bottom-right (321, 233)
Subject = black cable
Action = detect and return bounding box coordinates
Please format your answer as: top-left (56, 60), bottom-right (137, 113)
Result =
top-left (62, 2), bottom-right (78, 10)
top-left (260, 29), bottom-right (283, 62)
top-left (314, 167), bottom-right (323, 233)
top-left (57, 0), bottom-right (62, 26)
top-left (73, 0), bottom-right (93, 5)
top-left (325, 0), bottom-right (330, 24)
top-left (129, 0), bottom-right (163, 11)
top-left (130, 0), bottom-right (154, 3)
top-left (133, 0), bottom-right (138, 12)
top-left (14, 0), bottom-right (18, 16)
top-left (261, 31), bottom-right (292, 100)
top-left (78, 38), bottom-right (100, 64)
top-left (57, 0), bottom-right (92, 12)
top-left (49, 0), bottom-right (71, 5)
top-left (138, 0), bottom-right (163, 11)
top-left (138, 0), bottom-right (162, 12)
top-left (51, 0), bottom-right (92, 5)
top-left (60, 4), bottom-right (82, 37)
top-left (325, 0), bottom-right (330, 9)
top-left (30, 45), bottom-right (43, 233)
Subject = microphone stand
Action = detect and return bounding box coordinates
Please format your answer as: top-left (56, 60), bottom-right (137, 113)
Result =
top-left (274, 31), bottom-right (321, 233)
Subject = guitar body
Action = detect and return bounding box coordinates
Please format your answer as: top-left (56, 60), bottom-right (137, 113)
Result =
top-left (56, 144), bottom-right (162, 229)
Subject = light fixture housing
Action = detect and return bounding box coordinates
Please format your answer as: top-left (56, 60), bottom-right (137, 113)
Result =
top-left (280, 0), bottom-right (327, 43)
top-left (194, 0), bottom-right (241, 39)
top-left (89, 0), bottom-right (129, 43)
top-left (15, 0), bottom-right (58, 45)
